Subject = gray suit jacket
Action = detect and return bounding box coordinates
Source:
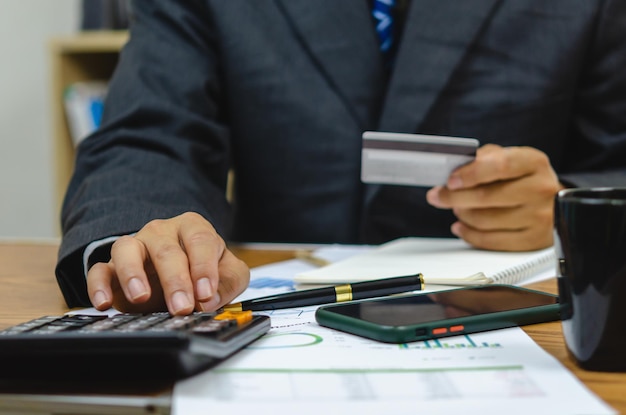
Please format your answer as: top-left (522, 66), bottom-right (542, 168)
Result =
top-left (56, 0), bottom-right (626, 306)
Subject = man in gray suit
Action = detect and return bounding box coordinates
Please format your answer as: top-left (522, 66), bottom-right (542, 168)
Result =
top-left (57, 0), bottom-right (626, 315)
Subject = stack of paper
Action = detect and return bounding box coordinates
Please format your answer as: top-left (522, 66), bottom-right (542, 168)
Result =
top-left (294, 237), bottom-right (556, 287)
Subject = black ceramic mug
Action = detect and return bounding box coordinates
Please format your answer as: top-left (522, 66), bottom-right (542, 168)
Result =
top-left (554, 188), bottom-right (626, 372)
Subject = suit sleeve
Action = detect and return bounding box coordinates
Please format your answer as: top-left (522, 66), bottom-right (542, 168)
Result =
top-left (55, 0), bottom-right (232, 307)
top-left (559, 0), bottom-right (626, 187)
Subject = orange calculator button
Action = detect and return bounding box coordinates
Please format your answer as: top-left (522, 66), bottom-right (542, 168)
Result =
top-left (450, 325), bottom-right (465, 333)
top-left (214, 310), bottom-right (253, 325)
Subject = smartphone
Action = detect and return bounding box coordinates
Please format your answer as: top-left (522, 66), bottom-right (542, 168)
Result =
top-left (315, 285), bottom-right (560, 343)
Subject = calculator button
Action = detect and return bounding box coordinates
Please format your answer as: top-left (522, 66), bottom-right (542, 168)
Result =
top-left (79, 314), bottom-right (140, 332)
top-left (115, 313), bottom-right (170, 332)
top-left (214, 310), bottom-right (253, 325)
top-left (432, 327), bottom-right (448, 335)
top-left (449, 325), bottom-right (464, 333)
top-left (30, 324), bottom-right (72, 334)
top-left (191, 319), bottom-right (234, 336)
top-left (49, 315), bottom-right (108, 329)
top-left (0, 316), bottom-right (60, 335)
top-left (149, 315), bottom-right (197, 331)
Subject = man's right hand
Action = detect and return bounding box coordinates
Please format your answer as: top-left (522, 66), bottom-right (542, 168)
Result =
top-left (86, 212), bottom-right (250, 315)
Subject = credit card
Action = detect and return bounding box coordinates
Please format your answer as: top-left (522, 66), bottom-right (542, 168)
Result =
top-left (361, 131), bottom-right (479, 187)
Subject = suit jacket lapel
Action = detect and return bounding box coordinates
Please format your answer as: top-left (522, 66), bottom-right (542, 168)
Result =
top-left (276, 0), bottom-right (385, 129)
top-left (276, 0), bottom-right (502, 219)
top-left (364, 0), bottom-right (501, 219)
top-left (379, 0), bottom-right (502, 132)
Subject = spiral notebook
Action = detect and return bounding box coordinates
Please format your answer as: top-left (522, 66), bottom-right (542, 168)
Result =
top-left (293, 237), bottom-right (556, 287)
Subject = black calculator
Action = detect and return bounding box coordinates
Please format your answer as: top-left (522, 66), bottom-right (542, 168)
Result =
top-left (0, 311), bottom-right (270, 382)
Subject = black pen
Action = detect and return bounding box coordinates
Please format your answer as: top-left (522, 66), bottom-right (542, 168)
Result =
top-left (223, 274), bottom-right (424, 312)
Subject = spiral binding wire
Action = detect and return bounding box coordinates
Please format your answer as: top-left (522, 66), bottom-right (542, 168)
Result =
top-left (490, 249), bottom-right (555, 285)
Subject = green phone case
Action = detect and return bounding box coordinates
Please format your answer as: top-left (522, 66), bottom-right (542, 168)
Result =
top-left (315, 285), bottom-right (560, 344)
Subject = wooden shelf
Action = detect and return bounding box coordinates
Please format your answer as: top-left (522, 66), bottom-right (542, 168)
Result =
top-left (50, 31), bottom-right (128, 230)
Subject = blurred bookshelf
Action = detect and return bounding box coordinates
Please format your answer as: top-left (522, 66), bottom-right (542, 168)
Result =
top-left (50, 30), bottom-right (128, 227)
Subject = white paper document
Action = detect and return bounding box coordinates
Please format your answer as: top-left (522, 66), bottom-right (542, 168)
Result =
top-left (172, 256), bottom-right (615, 415)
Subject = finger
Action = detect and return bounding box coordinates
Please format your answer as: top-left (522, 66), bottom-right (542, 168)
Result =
top-left (86, 262), bottom-right (115, 310)
top-left (109, 236), bottom-right (151, 304)
top-left (452, 203), bottom-right (550, 232)
top-left (139, 222), bottom-right (195, 315)
top-left (453, 206), bottom-right (525, 232)
top-left (178, 213), bottom-right (223, 303)
top-left (434, 170), bottom-right (559, 210)
top-left (198, 249), bottom-right (250, 312)
top-left (88, 261), bottom-right (166, 313)
top-left (448, 145), bottom-right (551, 190)
top-left (451, 220), bottom-right (553, 251)
top-left (425, 186), bottom-right (445, 208)
top-left (429, 180), bottom-right (518, 209)
top-left (109, 268), bottom-right (168, 313)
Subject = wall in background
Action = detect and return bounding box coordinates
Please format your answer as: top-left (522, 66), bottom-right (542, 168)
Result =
top-left (0, 0), bottom-right (80, 238)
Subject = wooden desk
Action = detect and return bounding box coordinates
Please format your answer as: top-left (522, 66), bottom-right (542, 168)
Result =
top-left (1, 242), bottom-right (625, 413)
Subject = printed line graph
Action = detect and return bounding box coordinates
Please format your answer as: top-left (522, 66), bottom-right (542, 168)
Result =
top-left (400, 334), bottom-right (502, 350)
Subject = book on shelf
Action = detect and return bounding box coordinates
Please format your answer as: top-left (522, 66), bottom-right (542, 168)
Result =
top-left (294, 237), bottom-right (556, 288)
top-left (63, 81), bottom-right (108, 147)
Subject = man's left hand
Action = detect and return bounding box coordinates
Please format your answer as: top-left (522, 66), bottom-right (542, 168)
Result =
top-left (426, 144), bottom-right (564, 251)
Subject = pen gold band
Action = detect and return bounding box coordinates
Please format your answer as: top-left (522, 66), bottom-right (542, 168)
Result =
top-left (223, 303), bottom-right (243, 312)
top-left (418, 273), bottom-right (425, 290)
top-left (334, 284), bottom-right (353, 302)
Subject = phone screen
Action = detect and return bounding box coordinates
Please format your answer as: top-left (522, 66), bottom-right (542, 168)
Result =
top-left (325, 286), bottom-right (558, 326)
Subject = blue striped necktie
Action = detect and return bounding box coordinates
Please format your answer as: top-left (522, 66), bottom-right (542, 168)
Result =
top-left (372, 0), bottom-right (396, 61)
